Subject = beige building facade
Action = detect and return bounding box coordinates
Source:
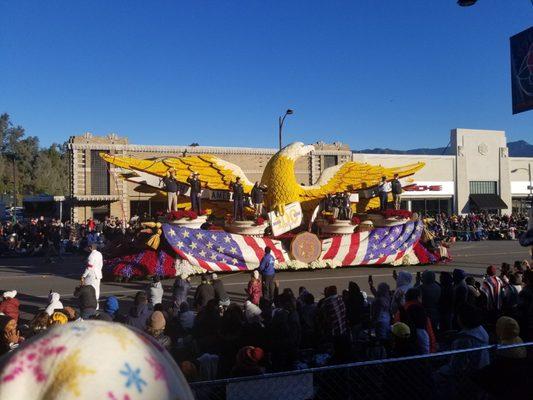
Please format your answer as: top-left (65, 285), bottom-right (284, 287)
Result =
top-left (67, 129), bottom-right (532, 222)
top-left (67, 133), bottom-right (352, 222)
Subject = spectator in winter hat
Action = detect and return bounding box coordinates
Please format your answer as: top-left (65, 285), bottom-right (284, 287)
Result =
top-left (0, 290), bottom-right (20, 322)
top-left (243, 300), bottom-right (262, 324)
top-left (29, 312), bottom-right (50, 336)
top-left (0, 314), bottom-right (23, 356)
top-left (231, 346), bottom-right (265, 377)
top-left (391, 271), bottom-right (413, 315)
top-left (496, 316), bottom-right (527, 359)
top-left (211, 273), bottom-right (230, 307)
top-left (125, 291), bottom-right (152, 331)
top-left (0, 320), bottom-right (194, 400)
top-left (245, 270), bottom-right (262, 305)
top-left (44, 292), bottom-right (63, 316)
top-left (390, 322), bottom-right (416, 357)
top-left (50, 311), bottom-right (68, 326)
top-left (146, 311), bottom-right (171, 351)
top-left (482, 265), bottom-right (504, 312)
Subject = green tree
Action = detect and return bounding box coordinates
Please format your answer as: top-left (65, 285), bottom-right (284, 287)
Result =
top-left (0, 113), bottom-right (69, 204)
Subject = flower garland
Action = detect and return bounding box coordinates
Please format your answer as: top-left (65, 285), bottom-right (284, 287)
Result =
top-left (167, 210), bottom-right (198, 221)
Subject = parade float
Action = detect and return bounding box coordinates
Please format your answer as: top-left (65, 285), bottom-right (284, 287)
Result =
top-left (101, 142), bottom-right (441, 279)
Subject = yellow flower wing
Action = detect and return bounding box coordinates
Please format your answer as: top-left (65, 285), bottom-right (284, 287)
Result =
top-left (302, 161), bottom-right (425, 199)
top-left (100, 153), bottom-right (253, 192)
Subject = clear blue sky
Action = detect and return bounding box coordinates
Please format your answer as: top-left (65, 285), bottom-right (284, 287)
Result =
top-left (1, 0), bottom-right (532, 150)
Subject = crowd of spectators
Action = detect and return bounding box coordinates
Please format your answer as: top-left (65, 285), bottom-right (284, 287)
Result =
top-left (0, 215), bottom-right (142, 258)
top-left (1, 256), bottom-right (533, 398)
top-left (426, 212), bottom-right (529, 241)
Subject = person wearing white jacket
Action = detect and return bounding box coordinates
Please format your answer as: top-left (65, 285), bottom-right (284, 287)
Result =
top-left (149, 276), bottom-right (164, 305)
top-left (45, 292), bottom-right (63, 316)
top-left (81, 244), bottom-right (103, 308)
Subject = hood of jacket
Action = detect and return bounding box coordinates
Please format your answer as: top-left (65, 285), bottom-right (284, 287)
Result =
top-left (396, 271), bottom-right (413, 290)
top-left (453, 269), bottom-right (467, 283)
top-left (422, 270), bottom-right (436, 285)
top-left (49, 292), bottom-right (61, 303)
top-left (105, 296), bottom-right (119, 314)
top-left (458, 325), bottom-right (489, 346)
top-left (130, 303), bottom-right (149, 318)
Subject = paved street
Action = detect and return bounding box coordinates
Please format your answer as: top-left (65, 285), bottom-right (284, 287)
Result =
top-left (0, 240), bottom-right (530, 323)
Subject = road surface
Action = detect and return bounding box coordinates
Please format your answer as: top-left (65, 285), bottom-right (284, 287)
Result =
top-left (0, 240), bottom-right (529, 323)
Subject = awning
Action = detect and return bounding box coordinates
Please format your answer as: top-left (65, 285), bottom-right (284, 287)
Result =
top-left (469, 194), bottom-right (508, 210)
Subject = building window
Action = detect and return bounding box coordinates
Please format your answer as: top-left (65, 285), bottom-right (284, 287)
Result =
top-left (323, 155), bottom-right (338, 169)
top-left (90, 150), bottom-right (110, 195)
top-left (469, 181), bottom-right (497, 195)
top-left (410, 198), bottom-right (452, 215)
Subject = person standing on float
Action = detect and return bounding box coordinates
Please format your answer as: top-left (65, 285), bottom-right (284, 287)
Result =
top-left (162, 168), bottom-right (179, 212)
top-left (251, 182), bottom-right (264, 218)
top-left (230, 177), bottom-right (245, 221)
top-left (377, 176), bottom-right (391, 211)
top-left (391, 173), bottom-right (403, 210)
top-left (187, 172), bottom-right (202, 213)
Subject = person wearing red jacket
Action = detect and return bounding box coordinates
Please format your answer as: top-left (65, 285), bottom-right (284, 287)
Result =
top-left (245, 270), bottom-right (262, 305)
top-left (0, 291), bottom-right (20, 322)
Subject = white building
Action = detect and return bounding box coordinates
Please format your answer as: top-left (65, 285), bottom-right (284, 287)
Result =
top-left (353, 129), bottom-right (532, 215)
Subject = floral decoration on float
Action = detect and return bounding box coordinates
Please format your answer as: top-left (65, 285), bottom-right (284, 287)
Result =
top-left (167, 210), bottom-right (208, 229)
top-left (315, 211), bottom-right (359, 235)
top-left (224, 214), bottom-right (269, 236)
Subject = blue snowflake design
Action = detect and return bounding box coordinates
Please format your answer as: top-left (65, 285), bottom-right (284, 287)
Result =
top-left (70, 325), bottom-right (87, 332)
top-left (120, 362), bottom-right (147, 393)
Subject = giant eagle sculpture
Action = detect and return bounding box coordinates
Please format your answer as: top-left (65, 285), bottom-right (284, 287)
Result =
top-left (100, 142), bottom-right (424, 216)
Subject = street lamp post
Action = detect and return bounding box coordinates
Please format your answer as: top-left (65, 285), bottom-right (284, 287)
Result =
top-left (278, 109), bottom-right (294, 150)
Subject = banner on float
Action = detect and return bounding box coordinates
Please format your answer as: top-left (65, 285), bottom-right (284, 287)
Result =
top-left (511, 26), bottom-right (533, 114)
top-left (268, 202), bottom-right (303, 236)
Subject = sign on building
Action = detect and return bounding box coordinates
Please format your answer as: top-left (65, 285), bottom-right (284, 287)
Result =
top-left (268, 202), bottom-right (303, 236)
top-left (511, 26), bottom-right (533, 114)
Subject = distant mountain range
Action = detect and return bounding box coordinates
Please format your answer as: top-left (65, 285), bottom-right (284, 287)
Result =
top-left (354, 140), bottom-right (533, 157)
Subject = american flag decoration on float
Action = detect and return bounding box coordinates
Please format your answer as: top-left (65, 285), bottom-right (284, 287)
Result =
top-left (163, 220), bottom-right (424, 271)
top-left (319, 220), bottom-right (424, 265)
top-left (163, 224), bottom-right (289, 272)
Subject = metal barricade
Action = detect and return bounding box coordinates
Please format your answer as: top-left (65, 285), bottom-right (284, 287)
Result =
top-left (189, 342), bottom-right (533, 400)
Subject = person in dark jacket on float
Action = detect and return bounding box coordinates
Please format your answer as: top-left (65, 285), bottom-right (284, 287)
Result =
top-left (195, 274), bottom-right (216, 310)
top-left (251, 182), bottom-right (265, 218)
top-left (230, 177), bottom-right (245, 221)
top-left (211, 273), bottom-right (230, 307)
top-left (391, 173), bottom-right (403, 210)
top-left (125, 291), bottom-right (152, 330)
top-left (73, 283), bottom-right (97, 319)
top-left (161, 168), bottom-right (179, 212)
top-left (259, 247), bottom-right (276, 302)
top-left (187, 172), bottom-right (203, 214)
